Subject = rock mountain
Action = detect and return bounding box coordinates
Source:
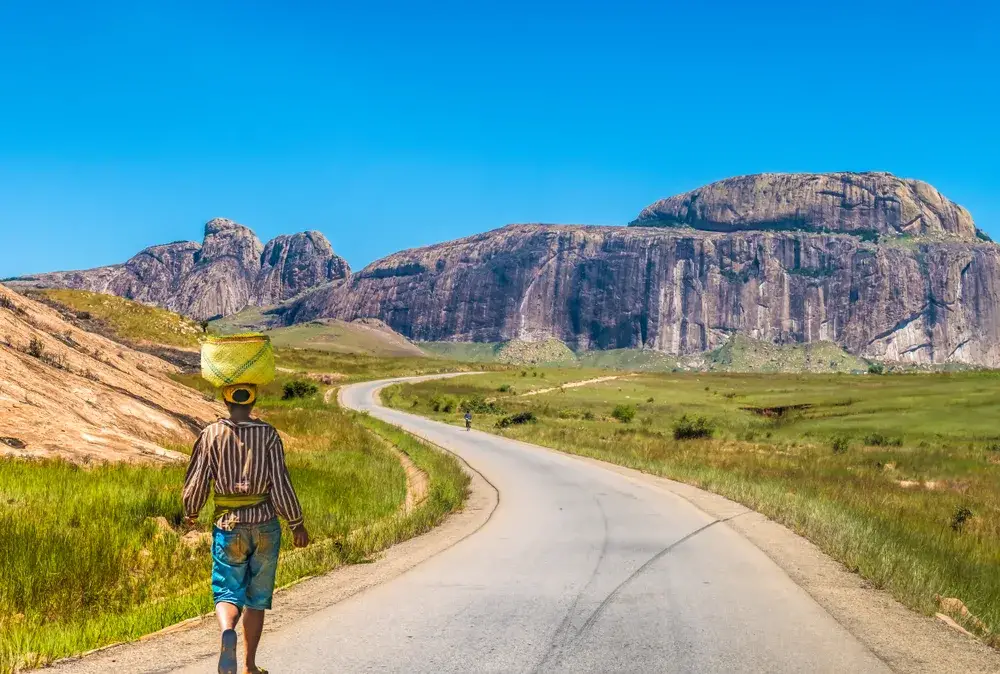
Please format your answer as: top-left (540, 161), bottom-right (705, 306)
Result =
top-left (13, 218), bottom-right (350, 320)
top-left (13, 172), bottom-right (999, 367)
top-left (282, 172), bottom-right (1000, 367)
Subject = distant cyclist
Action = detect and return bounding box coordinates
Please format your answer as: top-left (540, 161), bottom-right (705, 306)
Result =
top-left (465, 411), bottom-right (472, 431)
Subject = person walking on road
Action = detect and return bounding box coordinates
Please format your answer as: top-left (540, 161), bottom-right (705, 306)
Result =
top-left (465, 410), bottom-right (472, 431)
top-left (183, 382), bottom-right (310, 674)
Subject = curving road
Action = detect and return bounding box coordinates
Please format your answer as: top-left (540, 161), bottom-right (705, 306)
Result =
top-left (188, 376), bottom-right (890, 673)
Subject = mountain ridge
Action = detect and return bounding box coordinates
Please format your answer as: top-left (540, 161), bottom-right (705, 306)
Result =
top-left (11, 218), bottom-right (350, 320)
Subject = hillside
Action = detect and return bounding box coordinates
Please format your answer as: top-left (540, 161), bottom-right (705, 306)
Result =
top-left (0, 284), bottom-right (221, 462)
top-left (265, 318), bottom-right (427, 357)
top-left (23, 288), bottom-right (203, 349)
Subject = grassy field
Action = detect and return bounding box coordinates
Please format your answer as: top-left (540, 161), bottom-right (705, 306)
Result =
top-left (419, 335), bottom-right (871, 373)
top-left (272, 347), bottom-right (500, 382)
top-left (23, 289), bottom-right (203, 349)
top-left (265, 319), bottom-right (426, 357)
top-left (385, 369), bottom-right (1000, 647)
top-left (0, 367), bottom-right (469, 673)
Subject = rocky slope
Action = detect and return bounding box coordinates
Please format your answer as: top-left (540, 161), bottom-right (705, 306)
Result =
top-left (11, 218), bottom-right (350, 320)
top-left (0, 284), bottom-right (221, 462)
top-left (282, 172), bottom-right (1000, 367)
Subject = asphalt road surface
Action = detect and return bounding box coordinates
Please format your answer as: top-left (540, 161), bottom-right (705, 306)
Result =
top-left (184, 376), bottom-right (889, 673)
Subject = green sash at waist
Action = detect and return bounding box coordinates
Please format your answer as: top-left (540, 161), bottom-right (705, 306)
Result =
top-left (214, 492), bottom-right (270, 523)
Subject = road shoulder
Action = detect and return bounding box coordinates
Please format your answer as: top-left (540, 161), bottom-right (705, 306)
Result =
top-left (520, 442), bottom-right (1000, 674)
top-left (46, 417), bottom-right (498, 674)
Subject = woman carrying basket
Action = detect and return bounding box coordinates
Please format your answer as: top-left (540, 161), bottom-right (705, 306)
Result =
top-left (183, 334), bottom-right (310, 674)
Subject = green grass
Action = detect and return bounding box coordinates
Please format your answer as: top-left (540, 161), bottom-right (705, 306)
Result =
top-left (0, 370), bottom-right (469, 672)
top-left (576, 348), bottom-right (680, 371)
top-left (386, 369), bottom-right (1000, 647)
top-left (265, 319), bottom-right (426, 358)
top-left (706, 334), bottom-right (869, 373)
top-left (209, 305), bottom-right (283, 334)
top-left (271, 347), bottom-right (502, 382)
top-left (419, 341), bottom-right (504, 362)
top-left (25, 289), bottom-right (204, 349)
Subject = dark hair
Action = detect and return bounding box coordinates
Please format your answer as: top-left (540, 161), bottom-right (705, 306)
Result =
top-left (231, 387), bottom-right (253, 404)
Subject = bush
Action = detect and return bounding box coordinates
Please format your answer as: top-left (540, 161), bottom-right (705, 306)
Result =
top-left (582, 410), bottom-right (595, 421)
top-left (951, 506), bottom-right (974, 532)
top-left (868, 362), bottom-right (885, 375)
top-left (672, 414), bottom-right (714, 440)
top-left (282, 380), bottom-right (318, 400)
top-left (611, 404), bottom-right (637, 423)
top-left (863, 432), bottom-right (902, 447)
top-left (831, 436), bottom-right (850, 454)
top-left (496, 411), bottom-right (536, 429)
top-left (27, 336), bottom-right (45, 359)
top-left (460, 395), bottom-right (504, 414)
top-left (430, 394), bottom-right (458, 413)
top-left (497, 384), bottom-right (513, 393)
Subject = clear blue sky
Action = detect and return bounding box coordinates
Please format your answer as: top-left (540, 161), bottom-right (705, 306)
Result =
top-left (1, 0), bottom-right (997, 277)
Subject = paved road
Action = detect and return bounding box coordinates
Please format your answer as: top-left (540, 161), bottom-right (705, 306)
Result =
top-left (186, 376), bottom-right (889, 673)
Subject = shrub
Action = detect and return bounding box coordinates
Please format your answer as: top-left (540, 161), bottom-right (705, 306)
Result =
top-left (868, 362), bottom-right (885, 375)
top-left (951, 506), bottom-right (974, 532)
top-left (582, 410), bottom-right (595, 421)
top-left (498, 384), bottom-right (513, 393)
top-left (863, 432), bottom-right (902, 447)
top-left (831, 436), bottom-right (850, 454)
top-left (460, 395), bottom-right (504, 414)
top-left (27, 336), bottom-right (45, 359)
top-left (0, 294), bottom-right (25, 315)
top-left (672, 415), bottom-right (714, 440)
top-left (496, 411), bottom-right (536, 428)
top-left (611, 404), bottom-right (637, 423)
top-left (429, 394), bottom-right (458, 413)
top-left (282, 380), bottom-right (318, 400)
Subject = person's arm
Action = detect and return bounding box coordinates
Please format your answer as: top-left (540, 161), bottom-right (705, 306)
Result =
top-left (267, 429), bottom-right (309, 547)
top-left (182, 429), bottom-right (212, 525)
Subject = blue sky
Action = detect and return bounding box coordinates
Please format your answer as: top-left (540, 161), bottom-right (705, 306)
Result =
top-left (1, 1), bottom-right (997, 277)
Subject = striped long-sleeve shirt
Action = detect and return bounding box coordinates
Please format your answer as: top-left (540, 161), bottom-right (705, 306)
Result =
top-left (183, 418), bottom-right (304, 530)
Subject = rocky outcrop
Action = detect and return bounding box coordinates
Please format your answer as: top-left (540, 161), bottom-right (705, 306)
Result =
top-left (282, 172), bottom-right (1000, 367)
top-left (11, 219), bottom-right (350, 320)
top-left (0, 284), bottom-right (221, 463)
top-left (633, 172), bottom-right (978, 240)
top-left (258, 231), bottom-right (350, 305)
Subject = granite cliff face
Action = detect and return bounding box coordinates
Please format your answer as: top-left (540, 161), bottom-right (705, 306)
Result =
top-left (13, 219), bottom-right (350, 320)
top-left (634, 172), bottom-right (979, 240)
top-left (285, 172), bottom-right (1000, 366)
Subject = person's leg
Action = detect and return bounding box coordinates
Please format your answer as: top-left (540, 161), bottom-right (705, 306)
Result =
top-left (212, 527), bottom-right (251, 674)
top-left (242, 608), bottom-right (266, 673)
top-left (243, 520), bottom-right (282, 674)
top-left (216, 601), bottom-right (241, 630)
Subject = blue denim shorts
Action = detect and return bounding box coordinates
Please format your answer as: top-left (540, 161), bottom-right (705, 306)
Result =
top-left (211, 518), bottom-right (282, 610)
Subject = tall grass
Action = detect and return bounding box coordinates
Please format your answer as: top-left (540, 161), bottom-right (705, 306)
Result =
top-left (390, 370), bottom-right (1000, 647)
top-left (0, 377), bottom-right (468, 672)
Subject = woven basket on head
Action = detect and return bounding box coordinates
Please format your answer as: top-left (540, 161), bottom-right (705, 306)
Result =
top-left (200, 333), bottom-right (276, 388)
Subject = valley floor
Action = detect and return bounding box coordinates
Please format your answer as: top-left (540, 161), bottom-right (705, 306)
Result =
top-left (383, 369), bottom-right (1000, 649)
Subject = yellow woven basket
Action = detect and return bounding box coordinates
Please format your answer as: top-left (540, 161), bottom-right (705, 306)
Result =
top-left (200, 333), bottom-right (276, 388)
